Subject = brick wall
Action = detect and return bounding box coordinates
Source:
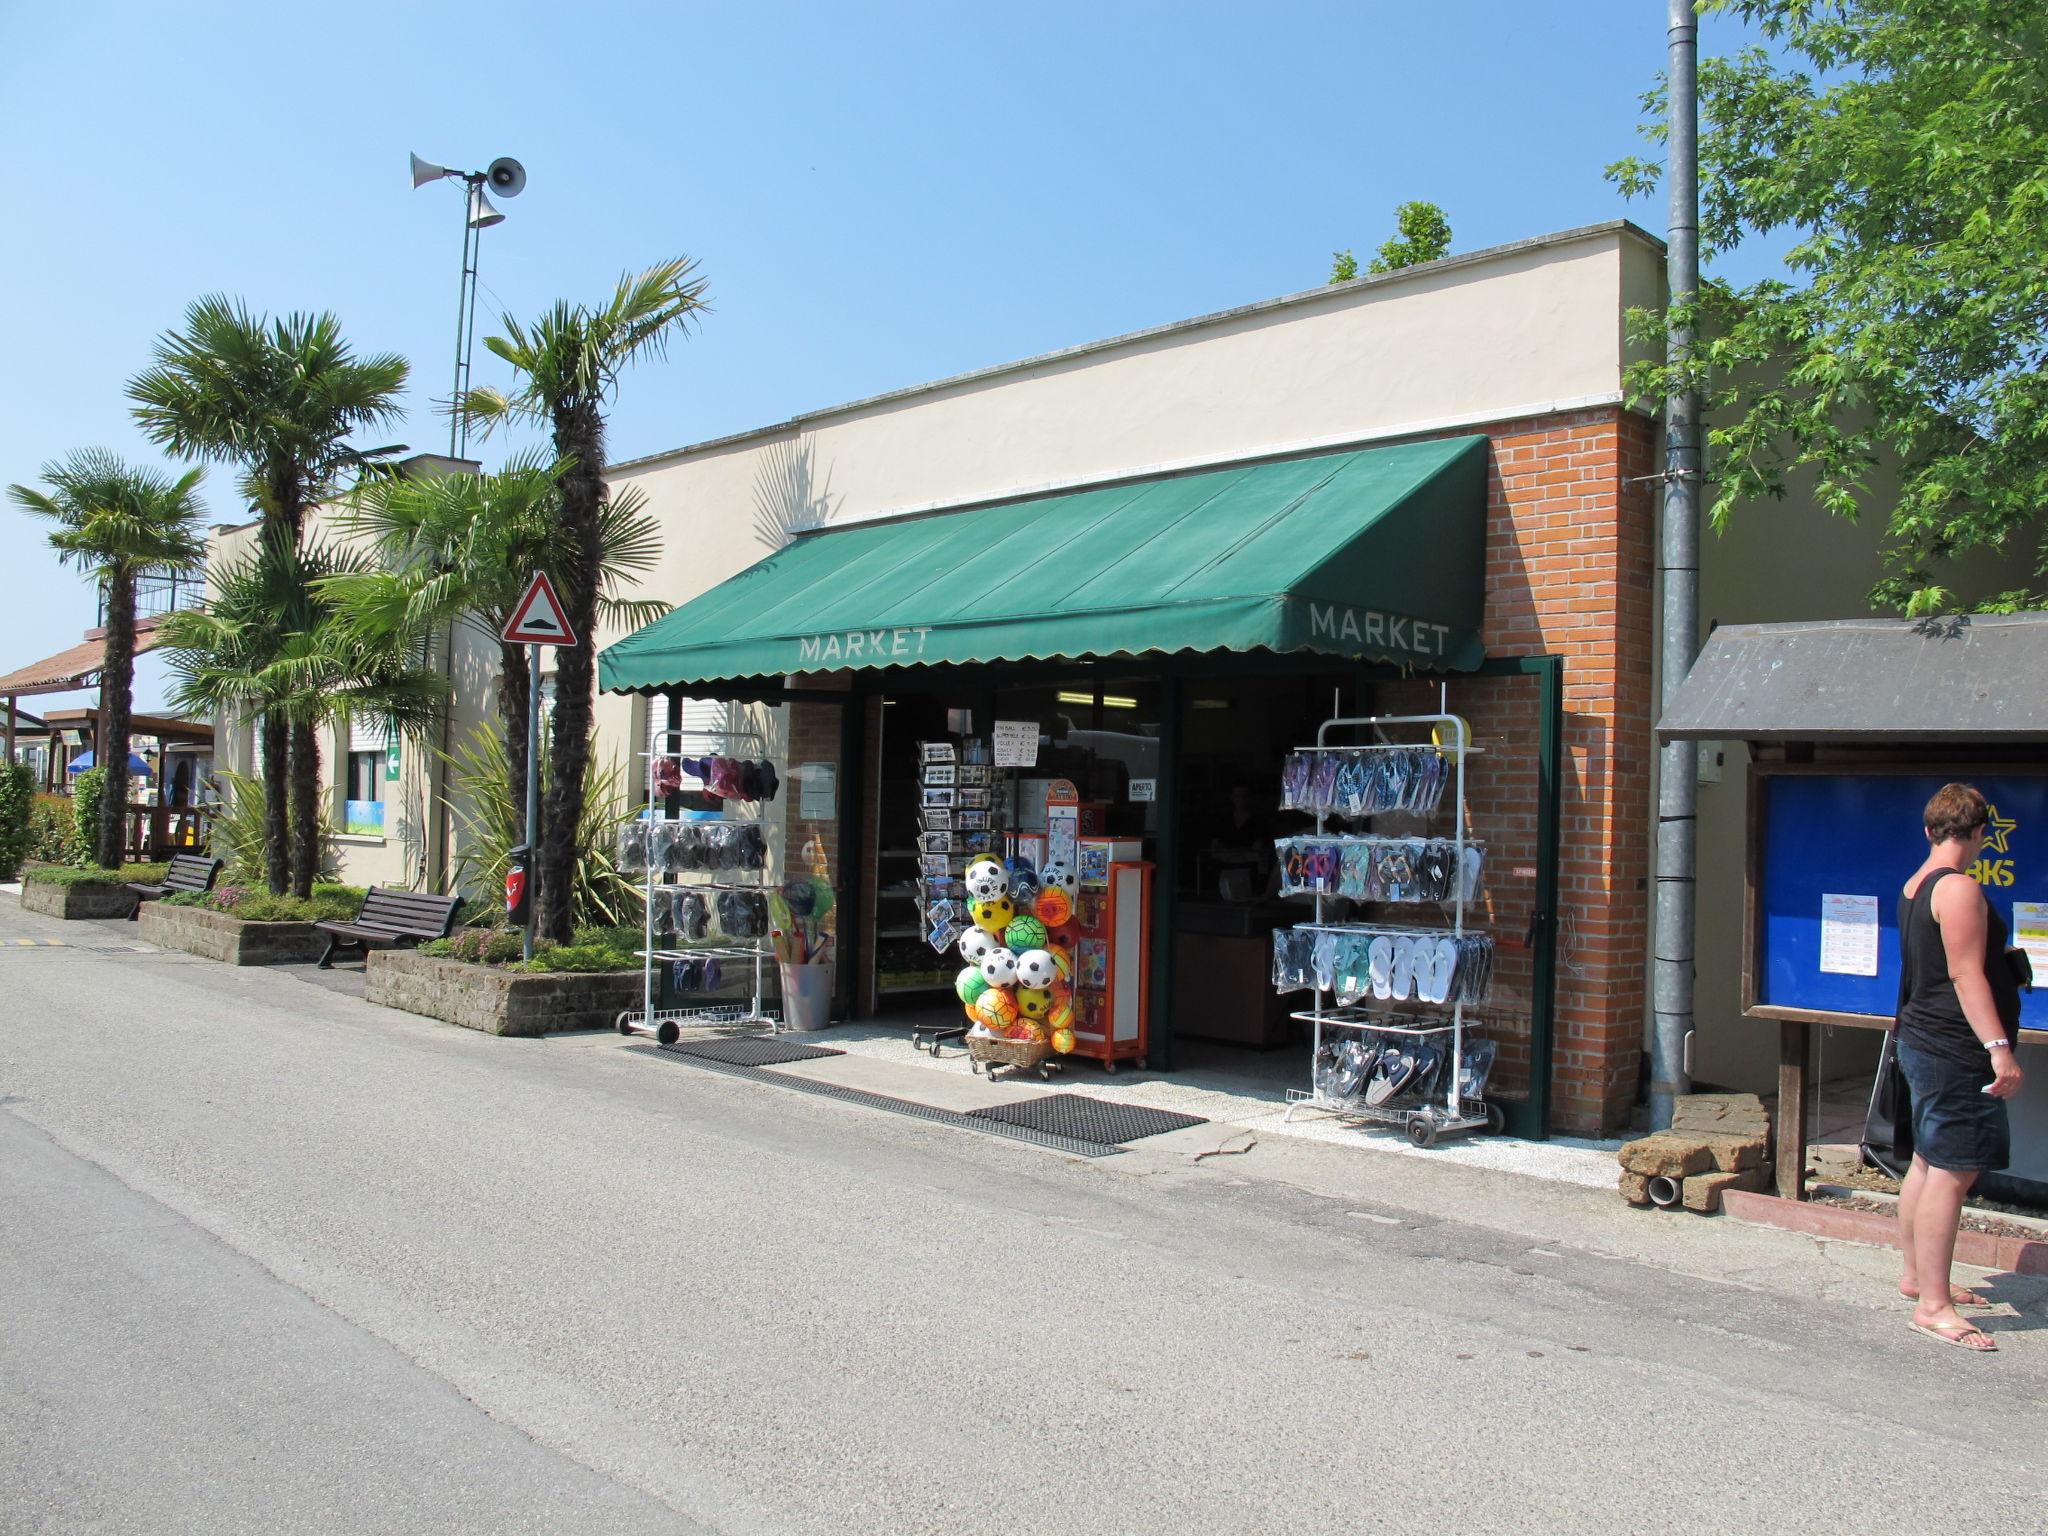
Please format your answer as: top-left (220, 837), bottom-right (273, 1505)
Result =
top-left (1481, 407), bottom-right (1656, 1134)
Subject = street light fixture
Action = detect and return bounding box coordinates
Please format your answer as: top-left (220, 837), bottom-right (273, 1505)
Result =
top-left (410, 152), bottom-right (526, 457)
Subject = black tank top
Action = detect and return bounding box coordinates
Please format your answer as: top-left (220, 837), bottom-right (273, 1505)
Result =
top-left (1896, 868), bottom-right (2021, 1069)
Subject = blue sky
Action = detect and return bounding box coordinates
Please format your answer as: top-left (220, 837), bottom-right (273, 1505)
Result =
top-left (0, 1), bottom-right (1769, 715)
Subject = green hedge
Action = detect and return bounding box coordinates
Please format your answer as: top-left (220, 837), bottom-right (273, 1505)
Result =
top-left (0, 762), bottom-right (32, 881)
top-left (420, 922), bottom-right (642, 974)
top-left (25, 862), bottom-right (170, 888)
top-left (159, 881), bottom-right (365, 924)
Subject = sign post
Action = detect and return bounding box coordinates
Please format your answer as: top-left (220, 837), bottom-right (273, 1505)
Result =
top-left (501, 571), bottom-right (578, 961)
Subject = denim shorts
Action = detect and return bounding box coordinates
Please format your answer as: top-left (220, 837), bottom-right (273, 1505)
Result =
top-left (1897, 1038), bottom-right (2011, 1173)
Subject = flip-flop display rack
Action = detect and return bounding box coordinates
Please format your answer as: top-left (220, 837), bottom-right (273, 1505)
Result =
top-left (1277, 698), bottom-right (1500, 1147)
top-left (616, 726), bottom-right (779, 1044)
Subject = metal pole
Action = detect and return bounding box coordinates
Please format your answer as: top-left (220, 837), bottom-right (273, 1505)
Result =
top-left (458, 181), bottom-right (486, 459)
top-left (523, 640), bottom-right (541, 962)
top-left (4, 692), bottom-right (15, 769)
top-left (1651, 0), bottom-right (1701, 1128)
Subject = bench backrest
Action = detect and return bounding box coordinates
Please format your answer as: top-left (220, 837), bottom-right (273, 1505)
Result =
top-left (356, 886), bottom-right (463, 938)
top-left (164, 854), bottom-right (225, 893)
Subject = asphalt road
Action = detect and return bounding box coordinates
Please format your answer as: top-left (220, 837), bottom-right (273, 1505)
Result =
top-left (3, 903), bottom-right (2045, 1535)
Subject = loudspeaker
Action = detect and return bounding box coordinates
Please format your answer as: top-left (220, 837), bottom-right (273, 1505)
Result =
top-left (486, 156), bottom-right (526, 198)
top-left (409, 151), bottom-right (453, 188)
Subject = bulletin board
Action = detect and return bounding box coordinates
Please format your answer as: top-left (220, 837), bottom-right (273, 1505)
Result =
top-left (1747, 766), bottom-right (2048, 1036)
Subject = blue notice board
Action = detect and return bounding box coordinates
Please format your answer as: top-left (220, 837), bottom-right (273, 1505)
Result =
top-left (1757, 772), bottom-right (2048, 1029)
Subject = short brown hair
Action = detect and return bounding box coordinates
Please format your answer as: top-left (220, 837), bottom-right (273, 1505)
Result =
top-left (1924, 782), bottom-right (1989, 844)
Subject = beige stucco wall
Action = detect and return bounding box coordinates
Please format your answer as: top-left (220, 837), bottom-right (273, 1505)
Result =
top-left (592, 222), bottom-right (1667, 778)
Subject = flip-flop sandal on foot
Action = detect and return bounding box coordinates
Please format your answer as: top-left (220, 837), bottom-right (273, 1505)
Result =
top-left (1907, 1320), bottom-right (1997, 1351)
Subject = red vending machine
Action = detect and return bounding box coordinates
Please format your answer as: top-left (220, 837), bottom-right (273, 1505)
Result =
top-left (1069, 836), bottom-right (1152, 1072)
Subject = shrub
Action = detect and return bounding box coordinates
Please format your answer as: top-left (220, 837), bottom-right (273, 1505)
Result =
top-left (70, 767), bottom-right (107, 865)
top-left (509, 941), bottom-right (638, 974)
top-left (26, 862), bottom-right (169, 887)
top-left (26, 793), bottom-right (80, 863)
top-left (162, 881), bottom-right (365, 923)
top-left (421, 927), bottom-right (526, 965)
top-left (211, 768), bottom-right (339, 886)
top-left (0, 761), bottom-right (32, 880)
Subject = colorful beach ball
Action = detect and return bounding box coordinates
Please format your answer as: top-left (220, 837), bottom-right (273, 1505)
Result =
top-left (1051, 1027), bottom-right (1076, 1055)
top-left (956, 966), bottom-right (989, 1006)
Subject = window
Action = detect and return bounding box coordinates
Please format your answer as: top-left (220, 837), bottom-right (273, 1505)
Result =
top-left (344, 718), bottom-right (389, 835)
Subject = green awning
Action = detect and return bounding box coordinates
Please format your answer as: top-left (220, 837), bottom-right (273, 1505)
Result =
top-left (600, 434), bottom-right (1488, 693)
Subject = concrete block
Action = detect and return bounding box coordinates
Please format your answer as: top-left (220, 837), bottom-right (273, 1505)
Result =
top-left (1693, 1131), bottom-right (1768, 1173)
top-left (1682, 1167), bottom-right (1766, 1214)
top-left (1617, 1133), bottom-right (1712, 1179)
top-left (1670, 1093), bottom-right (1770, 1139)
top-left (1619, 1171), bottom-right (1655, 1207)
top-left (138, 902), bottom-right (326, 965)
top-left (19, 880), bottom-right (138, 920)
top-left (366, 949), bottom-right (646, 1036)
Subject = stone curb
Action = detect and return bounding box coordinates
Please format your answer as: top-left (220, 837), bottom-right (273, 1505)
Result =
top-left (1721, 1189), bottom-right (2048, 1276)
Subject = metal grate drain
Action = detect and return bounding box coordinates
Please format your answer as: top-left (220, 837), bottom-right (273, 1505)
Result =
top-left (661, 1036), bottom-right (843, 1068)
top-left (633, 1043), bottom-right (1124, 1158)
top-left (968, 1094), bottom-right (1207, 1145)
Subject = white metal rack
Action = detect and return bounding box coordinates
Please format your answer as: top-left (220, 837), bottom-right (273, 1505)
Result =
top-left (616, 726), bottom-right (778, 1044)
top-left (1281, 691), bottom-right (1499, 1147)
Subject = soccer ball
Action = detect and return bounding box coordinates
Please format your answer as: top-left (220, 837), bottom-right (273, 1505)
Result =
top-left (969, 894), bottom-right (1015, 934)
top-left (1032, 887), bottom-right (1072, 927)
top-left (958, 928), bottom-right (997, 965)
top-left (1014, 947), bottom-right (1059, 990)
top-left (1040, 859), bottom-right (1079, 896)
top-left (1016, 986), bottom-right (1052, 1019)
top-left (1003, 915), bottom-right (1048, 953)
top-left (980, 946), bottom-right (1020, 986)
top-left (955, 966), bottom-right (989, 1006)
top-left (963, 856), bottom-right (1010, 902)
top-left (974, 987), bottom-right (1018, 1030)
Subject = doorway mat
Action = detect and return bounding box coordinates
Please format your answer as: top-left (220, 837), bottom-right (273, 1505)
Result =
top-left (967, 1095), bottom-right (1208, 1145)
top-left (662, 1036), bottom-right (844, 1068)
top-left (632, 1043), bottom-right (1125, 1158)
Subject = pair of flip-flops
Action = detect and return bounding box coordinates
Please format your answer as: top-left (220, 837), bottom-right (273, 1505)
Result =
top-left (1363, 935), bottom-right (1461, 1002)
top-left (671, 956), bottom-right (723, 993)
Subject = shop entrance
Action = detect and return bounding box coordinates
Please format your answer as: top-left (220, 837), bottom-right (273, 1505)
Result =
top-left (845, 657), bottom-right (1560, 1138)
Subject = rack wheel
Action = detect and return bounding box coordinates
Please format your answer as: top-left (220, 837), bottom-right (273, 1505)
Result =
top-left (970, 1060), bottom-right (982, 1076)
top-left (615, 1012), bottom-right (635, 1035)
top-left (655, 1021), bottom-right (680, 1046)
top-left (1104, 1060), bottom-right (1117, 1075)
top-left (1485, 1102), bottom-right (1507, 1135)
top-left (1407, 1114), bottom-right (1441, 1149)
top-left (1136, 1056), bottom-right (1148, 1070)
top-left (1039, 1064), bottom-right (1054, 1081)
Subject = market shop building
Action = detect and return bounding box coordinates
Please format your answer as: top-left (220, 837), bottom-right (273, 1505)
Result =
top-left (593, 221), bottom-right (1664, 1137)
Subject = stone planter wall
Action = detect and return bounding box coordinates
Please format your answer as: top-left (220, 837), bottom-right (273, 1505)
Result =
top-left (138, 902), bottom-right (328, 965)
top-left (367, 949), bottom-right (645, 1037)
top-left (19, 880), bottom-right (138, 920)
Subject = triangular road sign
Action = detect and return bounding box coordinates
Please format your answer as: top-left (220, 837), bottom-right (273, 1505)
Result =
top-left (502, 571), bottom-right (578, 646)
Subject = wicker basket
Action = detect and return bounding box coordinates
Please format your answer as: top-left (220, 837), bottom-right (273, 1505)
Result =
top-left (967, 1030), bottom-right (1058, 1078)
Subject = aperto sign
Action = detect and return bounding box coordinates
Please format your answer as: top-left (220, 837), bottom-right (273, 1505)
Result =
top-left (1756, 771), bottom-right (2048, 1028)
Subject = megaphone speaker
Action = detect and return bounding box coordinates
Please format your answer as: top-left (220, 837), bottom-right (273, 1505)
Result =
top-left (486, 156), bottom-right (527, 198)
top-left (410, 152), bottom-right (454, 189)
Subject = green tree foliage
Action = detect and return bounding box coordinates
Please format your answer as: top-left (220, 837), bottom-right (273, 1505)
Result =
top-left (324, 452), bottom-right (666, 863)
top-left (160, 537), bottom-right (444, 896)
top-left (1608, 1), bottom-right (2048, 614)
top-left (1329, 249), bottom-right (1361, 284)
top-left (8, 452), bottom-right (207, 867)
top-left (129, 297), bottom-right (409, 883)
top-left (460, 258), bottom-right (709, 942)
top-left (70, 767), bottom-right (107, 866)
top-left (1369, 202), bottom-right (1453, 274)
top-left (0, 761), bottom-right (33, 880)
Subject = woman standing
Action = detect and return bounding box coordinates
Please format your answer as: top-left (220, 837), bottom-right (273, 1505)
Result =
top-left (1895, 783), bottom-right (2025, 1351)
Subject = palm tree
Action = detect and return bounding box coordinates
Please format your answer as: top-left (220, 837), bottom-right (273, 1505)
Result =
top-left (460, 258), bottom-right (709, 941)
top-left (322, 450), bottom-right (667, 860)
top-left (8, 452), bottom-right (207, 869)
top-left (161, 536), bottom-right (446, 896)
top-left (128, 297), bottom-right (408, 889)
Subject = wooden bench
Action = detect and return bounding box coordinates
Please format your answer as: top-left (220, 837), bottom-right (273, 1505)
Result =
top-left (313, 887), bottom-right (462, 969)
top-left (125, 853), bottom-right (224, 916)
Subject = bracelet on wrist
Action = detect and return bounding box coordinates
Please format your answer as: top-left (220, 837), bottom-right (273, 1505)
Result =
top-left (1984, 1037), bottom-right (2012, 1052)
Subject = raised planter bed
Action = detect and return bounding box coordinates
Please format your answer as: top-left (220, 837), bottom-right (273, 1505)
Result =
top-left (19, 880), bottom-right (138, 920)
top-left (367, 948), bottom-right (645, 1037)
top-left (138, 901), bottom-right (328, 966)
top-left (1722, 1189), bottom-right (2048, 1276)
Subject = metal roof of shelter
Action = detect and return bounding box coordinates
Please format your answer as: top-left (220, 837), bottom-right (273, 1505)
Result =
top-left (1656, 614), bottom-right (2048, 743)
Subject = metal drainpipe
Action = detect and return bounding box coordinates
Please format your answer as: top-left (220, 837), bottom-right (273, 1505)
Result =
top-left (1651, 0), bottom-right (1701, 1129)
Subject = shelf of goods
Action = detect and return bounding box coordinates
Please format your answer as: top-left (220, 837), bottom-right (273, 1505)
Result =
top-left (615, 727), bottom-right (780, 1045)
top-left (1276, 701), bottom-right (1501, 1148)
